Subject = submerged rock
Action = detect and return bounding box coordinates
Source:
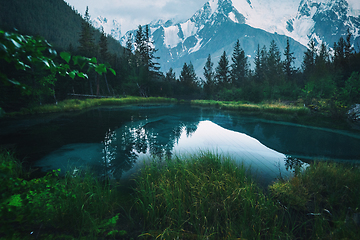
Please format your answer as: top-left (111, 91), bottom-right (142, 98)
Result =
top-left (347, 104), bottom-right (360, 122)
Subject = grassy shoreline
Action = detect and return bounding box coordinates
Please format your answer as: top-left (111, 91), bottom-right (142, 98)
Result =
top-left (191, 99), bottom-right (357, 130)
top-left (2, 97), bottom-right (311, 118)
top-left (1, 150), bottom-right (360, 239)
top-left (191, 99), bottom-right (311, 116)
top-left (4, 96), bottom-right (178, 117)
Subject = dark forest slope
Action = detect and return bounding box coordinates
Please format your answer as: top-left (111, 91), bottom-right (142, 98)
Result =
top-left (0, 0), bottom-right (124, 55)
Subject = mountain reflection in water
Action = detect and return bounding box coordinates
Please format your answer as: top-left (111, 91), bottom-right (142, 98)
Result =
top-left (1, 104), bottom-right (359, 186)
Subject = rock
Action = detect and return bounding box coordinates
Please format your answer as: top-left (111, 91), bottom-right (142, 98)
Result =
top-left (347, 104), bottom-right (360, 122)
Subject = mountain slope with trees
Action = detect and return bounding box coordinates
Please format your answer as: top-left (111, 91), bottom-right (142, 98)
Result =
top-left (0, 0), bottom-right (123, 54)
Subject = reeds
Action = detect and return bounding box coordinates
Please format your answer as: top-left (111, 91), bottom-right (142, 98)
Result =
top-left (134, 152), bottom-right (285, 239)
top-left (270, 161), bottom-right (360, 239)
top-left (2, 150), bottom-right (360, 239)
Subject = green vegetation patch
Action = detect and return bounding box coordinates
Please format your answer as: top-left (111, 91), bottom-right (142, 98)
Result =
top-left (270, 162), bottom-right (360, 239)
top-left (6, 96), bottom-right (177, 117)
top-left (0, 150), bottom-right (127, 239)
top-left (134, 152), bottom-right (285, 239)
top-left (2, 149), bottom-right (360, 239)
top-left (191, 99), bottom-right (310, 116)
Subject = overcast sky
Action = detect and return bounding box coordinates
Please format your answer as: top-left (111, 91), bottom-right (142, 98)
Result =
top-left (65, 0), bottom-right (360, 36)
top-left (64, 0), bottom-right (208, 35)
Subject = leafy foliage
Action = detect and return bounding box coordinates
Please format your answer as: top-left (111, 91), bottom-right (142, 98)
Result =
top-left (0, 150), bottom-right (126, 239)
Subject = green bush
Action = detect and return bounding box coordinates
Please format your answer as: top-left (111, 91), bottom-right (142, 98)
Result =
top-left (0, 150), bottom-right (127, 239)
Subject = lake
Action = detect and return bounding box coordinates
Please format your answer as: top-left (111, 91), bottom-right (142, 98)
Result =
top-left (1, 104), bottom-right (360, 186)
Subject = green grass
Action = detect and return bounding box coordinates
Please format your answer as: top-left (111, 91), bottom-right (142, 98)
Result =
top-left (191, 99), bottom-right (310, 116)
top-left (134, 152), bottom-right (287, 239)
top-left (270, 162), bottom-right (360, 239)
top-left (1, 150), bottom-right (360, 239)
top-left (6, 96), bottom-right (177, 117)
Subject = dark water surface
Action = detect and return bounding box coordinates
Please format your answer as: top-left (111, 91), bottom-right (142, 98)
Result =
top-left (1, 104), bottom-right (360, 186)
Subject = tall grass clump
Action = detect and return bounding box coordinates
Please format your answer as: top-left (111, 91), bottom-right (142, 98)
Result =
top-left (0, 150), bottom-right (127, 239)
top-left (134, 152), bottom-right (287, 239)
top-left (270, 162), bottom-right (360, 239)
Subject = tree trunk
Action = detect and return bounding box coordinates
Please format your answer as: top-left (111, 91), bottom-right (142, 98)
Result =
top-left (96, 73), bottom-right (100, 96)
top-left (104, 74), bottom-right (111, 95)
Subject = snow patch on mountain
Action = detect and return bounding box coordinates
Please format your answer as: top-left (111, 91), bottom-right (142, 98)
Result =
top-left (92, 16), bottom-right (121, 41)
top-left (209, 0), bottom-right (219, 15)
top-left (228, 12), bottom-right (239, 23)
top-left (180, 20), bottom-right (198, 39)
top-left (164, 25), bottom-right (181, 48)
top-left (189, 37), bottom-right (203, 53)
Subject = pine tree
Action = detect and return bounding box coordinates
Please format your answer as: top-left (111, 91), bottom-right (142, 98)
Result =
top-left (165, 68), bottom-right (176, 82)
top-left (231, 39), bottom-right (248, 87)
top-left (134, 25), bottom-right (145, 69)
top-left (78, 6), bottom-right (96, 94)
top-left (78, 6), bottom-right (95, 57)
top-left (134, 25), bottom-right (160, 78)
top-left (283, 38), bottom-right (296, 82)
top-left (215, 51), bottom-right (230, 88)
top-left (267, 40), bottom-right (282, 85)
top-left (254, 44), bottom-right (262, 82)
top-left (98, 27), bottom-right (111, 95)
top-left (302, 38), bottom-right (317, 80)
top-left (99, 27), bottom-right (109, 62)
top-left (203, 54), bottom-right (215, 97)
top-left (125, 32), bottom-right (133, 56)
top-left (144, 25), bottom-right (160, 74)
top-left (315, 42), bottom-right (329, 67)
top-left (180, 62), bottom-right (198, 94)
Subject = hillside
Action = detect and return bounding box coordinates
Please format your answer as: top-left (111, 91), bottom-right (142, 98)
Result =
top-left (0, 0), bottom-right (124, 55)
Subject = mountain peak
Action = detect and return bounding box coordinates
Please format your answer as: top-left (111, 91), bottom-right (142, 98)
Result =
top-left (120, 0), bottom-right (360, 76)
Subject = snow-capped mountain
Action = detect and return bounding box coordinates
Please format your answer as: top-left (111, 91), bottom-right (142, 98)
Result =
top-left (92, 16), bottom-right (121, 41)
top-left (122, 0), bottom-right (360, 76)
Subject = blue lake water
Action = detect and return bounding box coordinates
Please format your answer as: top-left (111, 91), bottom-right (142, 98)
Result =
top-left (1, 104), bottom-right (360, 186)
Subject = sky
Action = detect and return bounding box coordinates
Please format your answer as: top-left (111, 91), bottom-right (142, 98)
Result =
top-left (64, 0), bottom-right (360, 37)
top-left (64, 0), bottom-right (208, 35)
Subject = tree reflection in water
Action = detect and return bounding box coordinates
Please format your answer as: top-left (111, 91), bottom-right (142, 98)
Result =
top-left (99, 117), bottom-right (200, 179)
top-left (284, 155), bottom-right (305, 176)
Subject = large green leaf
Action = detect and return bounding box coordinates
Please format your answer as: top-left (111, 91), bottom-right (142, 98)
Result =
top-left (95, 64), bottom-right (107, 75)
top-left (109, 68), bottom-right (116, 76)
top-left (60, 52), bottom-right (71, 64)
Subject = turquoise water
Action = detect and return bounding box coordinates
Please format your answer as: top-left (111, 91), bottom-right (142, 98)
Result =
top-left (1, 104), bottom-right (360, 186)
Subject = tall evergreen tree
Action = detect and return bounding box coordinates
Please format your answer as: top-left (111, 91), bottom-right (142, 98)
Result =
top-left (203, 54), bottom-right (215, 97)
top-left (215, 51), bottom-right (230, 88)
top-left (302, 38), bottom-right (317, 80)
top-left (254, 44), bottom-right (262, 82)
top-left (144, 25), bottom-right (160, 74)
top-left (231, 40), bottom-right (248, 87)
top-left (78, 7), bottom-right (96, 94)
top-left (98, 27), bottom-right (111, 95)
top-left (315, 42), bottom-right (330, 67)
top-left (99, 27), bottom-right (109, 62)
top-left (180, 62), bottom-right (198, 94)
top-left (283, 38), bottom-right (296, 82)
top-left (125, 33), bottom-right (133, 56)
top-left (134, 25), bottom-right (145, 69)
top-left (267, 40), bottom-right (282, 85)
top-left (333, 29), bottom-right (354, 86)
top-left (165, 68), bottom-right (176, 82)
top-left (78, 6), bottom-right (95, 57)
